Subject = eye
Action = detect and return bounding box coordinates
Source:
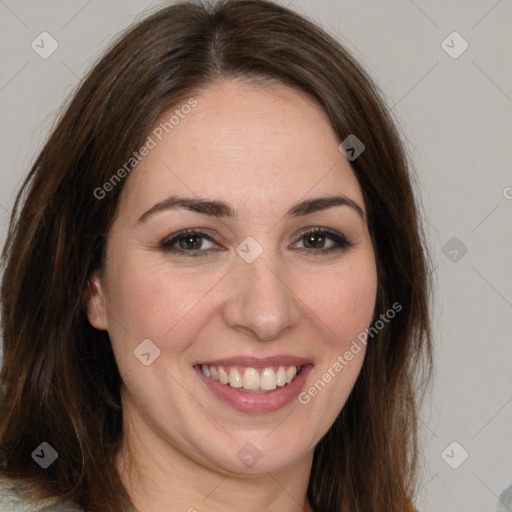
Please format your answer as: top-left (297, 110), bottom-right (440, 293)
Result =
top-left (160, 229), bottom-right (218, 258)
top-left (293, 228), bottom-right (354, 255)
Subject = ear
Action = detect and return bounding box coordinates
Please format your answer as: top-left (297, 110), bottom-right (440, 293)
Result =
top-left (85, 270), bottom-right (108, 330)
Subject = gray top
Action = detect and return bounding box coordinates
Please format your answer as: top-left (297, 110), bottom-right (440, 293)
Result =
top-left (0, 476), bottom-right (140, 512)
top-left (2, 476), bottom-right (511, 511)
top-left (498, 483), bottom-right (512, 512)
top-left (0, 478), bottom-right (82, 512)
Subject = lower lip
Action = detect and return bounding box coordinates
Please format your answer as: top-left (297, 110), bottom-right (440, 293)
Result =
top-left (195, 365), bottom-right (313, 414)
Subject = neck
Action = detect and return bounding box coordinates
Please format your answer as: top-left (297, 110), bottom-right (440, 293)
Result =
top-left (116, 401), bottom-right (315, 512)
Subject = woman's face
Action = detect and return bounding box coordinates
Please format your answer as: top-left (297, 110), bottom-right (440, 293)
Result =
top-left (87, 79), bottom-right (377, 475)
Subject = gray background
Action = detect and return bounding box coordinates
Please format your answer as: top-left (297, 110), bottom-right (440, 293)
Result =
top-left (0, 0), bottom-right (511, 510)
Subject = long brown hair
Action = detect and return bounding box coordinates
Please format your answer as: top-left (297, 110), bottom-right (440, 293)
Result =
top-left (0, 1), bottom-right (433, 511)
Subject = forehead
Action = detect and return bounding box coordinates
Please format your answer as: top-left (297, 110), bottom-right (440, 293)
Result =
top-left (118, 80), bottom-right (365, 220)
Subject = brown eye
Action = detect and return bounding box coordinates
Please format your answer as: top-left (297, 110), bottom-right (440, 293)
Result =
top-left (161, 230), bottom-right (217, 257)
top-left (303, 231), bottom-right (327, 249)
top-left (294, 228), bottom-right (354, 255)
top-left (178, 234), bottom-right (204, 250)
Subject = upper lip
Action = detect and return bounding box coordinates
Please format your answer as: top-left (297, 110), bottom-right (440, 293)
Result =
top-left (195, 355), bottom-right (313, 368)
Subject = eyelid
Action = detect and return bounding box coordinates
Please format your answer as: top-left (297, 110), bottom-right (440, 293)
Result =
top-left (293, 226), bottom-right (351, 243)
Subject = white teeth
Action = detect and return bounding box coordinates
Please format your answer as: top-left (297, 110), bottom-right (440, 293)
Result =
top-left (201, 364), bottom-right (302, 392)
top-left (218, 366), bottom-right (229, 384)
top-left (286, 365), bottom-right (297, 383)
top-left (209, 366), bottom-right (219, 381)
top-left (242, 368), bottom-right (260, 390)
top-left (229, 368), bottom-right (243, 388)
top-left (260, 368), bottom-right (276, 390)
top-left (276, 367), bottom-right (287, 387)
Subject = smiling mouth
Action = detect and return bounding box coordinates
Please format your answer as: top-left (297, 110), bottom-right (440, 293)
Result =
top-left (198, 364), bottom-right (303, 393)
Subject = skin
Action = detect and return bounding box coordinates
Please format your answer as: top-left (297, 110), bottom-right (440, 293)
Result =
top-left (87, 79), bottom-right (378, 512)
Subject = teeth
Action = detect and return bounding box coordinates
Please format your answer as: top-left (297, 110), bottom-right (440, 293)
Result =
top-left (260, 368), bottom-right (276, 390)
top-left (210, 366), bottom-right (219, 381)
top-left (201, 364), bottom-right (302, 392)
top-left (242, 368), bottom-right (260, 390)
top-left (218, 366), bottom-right (229, 384)
top-left (229, 368), bottom-right (243, 388)
top-left (286, 365), bottom-right (297, 383)
top-left (276, 367), bottom-right (287, 387)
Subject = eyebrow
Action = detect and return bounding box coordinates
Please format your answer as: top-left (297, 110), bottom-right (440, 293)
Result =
top-left (137, 194), bottom-right (366, 224)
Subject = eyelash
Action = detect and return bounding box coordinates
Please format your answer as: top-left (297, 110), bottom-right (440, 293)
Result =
top-left (160, 228), bottom-right (354, 258)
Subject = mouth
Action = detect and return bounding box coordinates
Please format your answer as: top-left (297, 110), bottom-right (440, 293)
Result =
top-left (193, 355), bottom-right (313, 413)
top-left (199, 364), bottom-right (303, 393)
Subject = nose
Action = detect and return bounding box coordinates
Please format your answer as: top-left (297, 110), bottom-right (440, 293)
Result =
top-left (222, 252), bottom-right (302, 341)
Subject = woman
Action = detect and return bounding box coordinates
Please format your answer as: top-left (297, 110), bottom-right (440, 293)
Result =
top-left (0, 0), bottom-right (433, 511)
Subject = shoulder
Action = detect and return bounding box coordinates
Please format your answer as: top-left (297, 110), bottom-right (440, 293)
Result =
top-left (0, 476), bottom-right (83, 512)
top-left (498, 483), bottom-right (512, 512)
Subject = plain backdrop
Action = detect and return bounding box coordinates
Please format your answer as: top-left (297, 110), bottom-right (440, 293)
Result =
top-left (0, 1), bottom-right (511, 511)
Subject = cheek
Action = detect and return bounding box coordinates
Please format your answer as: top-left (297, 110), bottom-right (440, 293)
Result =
top-left (291, 260), bottom-right (377, 436)
top-left (104, 251), bottom-right (223, 349)
top-left (302, 260), bottom-right (378, 346)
